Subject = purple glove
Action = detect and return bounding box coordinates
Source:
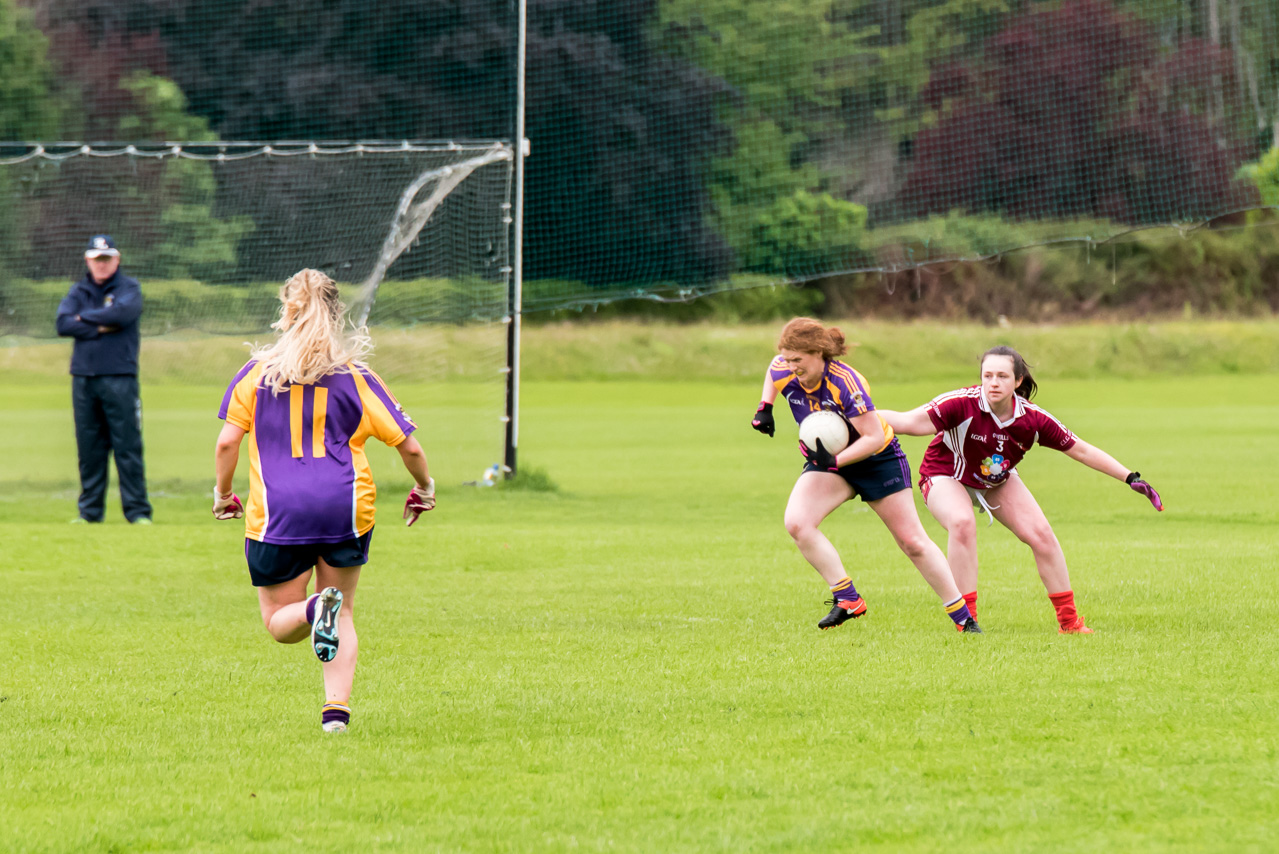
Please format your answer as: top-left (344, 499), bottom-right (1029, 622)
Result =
top-left (800, 438), bottom-right (840, 472)
top-left (403, 478), bottom-right (437, 527)
top-left (1126, 472), bottom-right (1163, 511)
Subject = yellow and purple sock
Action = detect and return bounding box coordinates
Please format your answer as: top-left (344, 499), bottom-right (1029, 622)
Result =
top-left (830, 576), bottom-right (860, 605)
top-left (944, 596), bottom-right (973, 627)
top-left (305, 593), bottom-right (319, 624)
top-left (322, 702), bottom-right (350, 727)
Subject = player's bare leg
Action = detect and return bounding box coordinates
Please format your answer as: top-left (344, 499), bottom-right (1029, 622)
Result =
top-left (987, 475), bottom-right (1069, 592)
top-left (783, 471), bottom-right (871, 627)
top-left (314, 559), bottom-right (361, 727)
top-left (783, 471), bottom-right (854, 586)
top-left (257, 569), bottom-right (316, 644)
top-left (922, 478), bottom-right (980, 595)
top-left (867, 489), bottom-right (964, 602)
top-left (865, 490), bottom-right (978, 632)
top-left (988, 475), bottom-right (1090, 633)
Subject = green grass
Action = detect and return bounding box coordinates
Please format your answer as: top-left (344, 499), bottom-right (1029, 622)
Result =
top-left (1, 335), bottom-right (1278, 851)
top-left (6, 317), bottom-right (1279, 386)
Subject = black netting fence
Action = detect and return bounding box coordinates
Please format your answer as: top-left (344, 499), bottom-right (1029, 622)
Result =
top-left (2, 0), bottom-right (1278, 328)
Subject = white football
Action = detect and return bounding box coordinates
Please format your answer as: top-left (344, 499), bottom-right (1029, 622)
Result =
top-left (798, 410), bottom-right (850, 454)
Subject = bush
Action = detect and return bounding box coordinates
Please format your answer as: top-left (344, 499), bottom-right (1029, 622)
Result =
top-left (1238, 148), bottom-right (1279, 208)
top-left (742, 190), bottom-right (871, 277)
top-left (818, 216), bottom-right (1279, 321)
top-left (530, 275), bottom-right (822, 325)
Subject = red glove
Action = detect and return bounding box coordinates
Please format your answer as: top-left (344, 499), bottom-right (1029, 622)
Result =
top-left (404, 478), bottom-right (436, 527)
top-left (212, 487), bottom-right (243, 520)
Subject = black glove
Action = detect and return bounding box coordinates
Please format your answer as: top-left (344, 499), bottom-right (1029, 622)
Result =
top-left (799, 437), bottom-right (840, 471)
top-left (751, 402), bottom-right (775, 437)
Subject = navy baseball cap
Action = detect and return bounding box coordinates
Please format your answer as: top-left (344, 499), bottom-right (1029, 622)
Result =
top-left (85, 234), bottom-right (120, 258)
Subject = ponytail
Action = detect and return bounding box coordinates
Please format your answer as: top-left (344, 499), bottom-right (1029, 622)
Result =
top-left (981, 345), bottom-right (1038, 400)
top-left (252, 269), bottom-right (372, 394)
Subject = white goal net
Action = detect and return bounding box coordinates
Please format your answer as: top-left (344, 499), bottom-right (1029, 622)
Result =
top-left (0, 141), bottom-right (515, 481)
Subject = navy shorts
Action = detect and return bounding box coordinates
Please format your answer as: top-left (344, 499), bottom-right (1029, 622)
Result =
top-left (244, 528), bottom-right (374, 588)
top-left (803, 444), bottom-right (912, 502)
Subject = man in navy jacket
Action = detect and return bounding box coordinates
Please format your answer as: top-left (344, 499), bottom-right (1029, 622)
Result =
top-left (56, 235), bottom-right (153, 524)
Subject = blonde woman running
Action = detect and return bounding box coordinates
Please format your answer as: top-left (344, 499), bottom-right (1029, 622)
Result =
top-left (212, 269), bottom-right (436, 733)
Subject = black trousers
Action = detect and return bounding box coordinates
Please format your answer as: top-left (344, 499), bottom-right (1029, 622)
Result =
top-left (72, 375), bottom-right (152, 522)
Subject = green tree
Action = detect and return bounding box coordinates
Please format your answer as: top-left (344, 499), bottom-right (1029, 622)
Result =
top-left (0, 0), bottom-right (64, 277)
top-left (744, 189), bottom-right (870, 275)
top-left (116, 71), bottom-right (217, 142)
top-left (658, 0), bottom-right (877, 270)
top-left (112, 72), bottom-right (252, 280)
top-left (0, 0), bottom-right (62, 139)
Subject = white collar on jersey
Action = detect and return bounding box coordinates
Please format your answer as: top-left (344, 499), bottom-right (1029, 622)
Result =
top-left (978, 387), bottom-right (1025, 428)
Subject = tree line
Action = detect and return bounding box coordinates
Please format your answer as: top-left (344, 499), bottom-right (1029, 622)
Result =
top-left (3, 0), bottom-right (1277, 286)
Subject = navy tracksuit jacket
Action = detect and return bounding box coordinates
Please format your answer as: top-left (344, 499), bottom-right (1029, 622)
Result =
top-left (56, 269), bottom-right (152, 522)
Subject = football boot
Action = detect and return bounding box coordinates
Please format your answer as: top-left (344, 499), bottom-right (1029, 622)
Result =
top-left (818, 595), bottom-right (868, 629)
top-left (311, 587), bottom-right (344, 662)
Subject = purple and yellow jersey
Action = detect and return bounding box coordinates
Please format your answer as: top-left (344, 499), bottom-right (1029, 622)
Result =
top-left (219, 360), bottom-right (417, 544)
top-left (768, 357), bottom-right (896, 454)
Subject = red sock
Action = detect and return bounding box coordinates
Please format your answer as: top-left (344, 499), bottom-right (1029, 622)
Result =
top-left (962, 590), bottom-right (978, 621)
top-left (1048, 590), bottom-right (1078, 628)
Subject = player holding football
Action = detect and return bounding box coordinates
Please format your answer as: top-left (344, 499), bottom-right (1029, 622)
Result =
top-left (212, 269), bottom-right (437, 733)
top-left (879, 346), bottom-right (1163, 634)
top-left (750, 317), bottom-right (981, 633)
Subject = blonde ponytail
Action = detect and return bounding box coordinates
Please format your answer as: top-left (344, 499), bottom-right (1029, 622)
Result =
top-left (252, 269), bottom-right (372, 394)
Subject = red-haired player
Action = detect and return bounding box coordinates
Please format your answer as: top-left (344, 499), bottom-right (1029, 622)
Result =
top-left (879, 346), bottom-right (1163, 634)
top-left (751, 318), bottom-right (981, 633)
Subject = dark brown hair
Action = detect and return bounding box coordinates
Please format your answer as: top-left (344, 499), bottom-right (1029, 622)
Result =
top-left (777, 317), bottom-right (847, 360)
top-left (981, 345), bottom-right (1038, 400)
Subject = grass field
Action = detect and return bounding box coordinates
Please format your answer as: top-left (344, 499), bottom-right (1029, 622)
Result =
top-left (2, 324), bottom-right (1278, 852)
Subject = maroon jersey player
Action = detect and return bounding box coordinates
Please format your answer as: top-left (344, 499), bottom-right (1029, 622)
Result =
top-left (750, 318), bottom-right (981, 634)
top-left (880, 346), bottom-right (1163, 634)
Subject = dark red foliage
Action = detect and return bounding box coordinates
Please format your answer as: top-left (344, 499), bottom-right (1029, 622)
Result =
top-left (24, 2), bottom-right (171, 140)
top-left (897, 0), bottom-right (1258, 224)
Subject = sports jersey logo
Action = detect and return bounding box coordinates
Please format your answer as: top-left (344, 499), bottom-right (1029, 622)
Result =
top-left (980, 454), bottom-right (1008, 479)
top-left (104, 294), bottom-right (114, 307)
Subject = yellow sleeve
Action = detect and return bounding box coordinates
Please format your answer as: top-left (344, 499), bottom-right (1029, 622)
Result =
top-left (351, 367), bottom-right (412, 447)
top-left (224, 365), bottom-right (262, 431)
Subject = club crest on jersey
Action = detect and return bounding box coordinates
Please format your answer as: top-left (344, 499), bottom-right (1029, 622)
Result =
top-left (104, 294), bottom-right (114, 307)
top-left (980, 454), bottom-right (1008, 479)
